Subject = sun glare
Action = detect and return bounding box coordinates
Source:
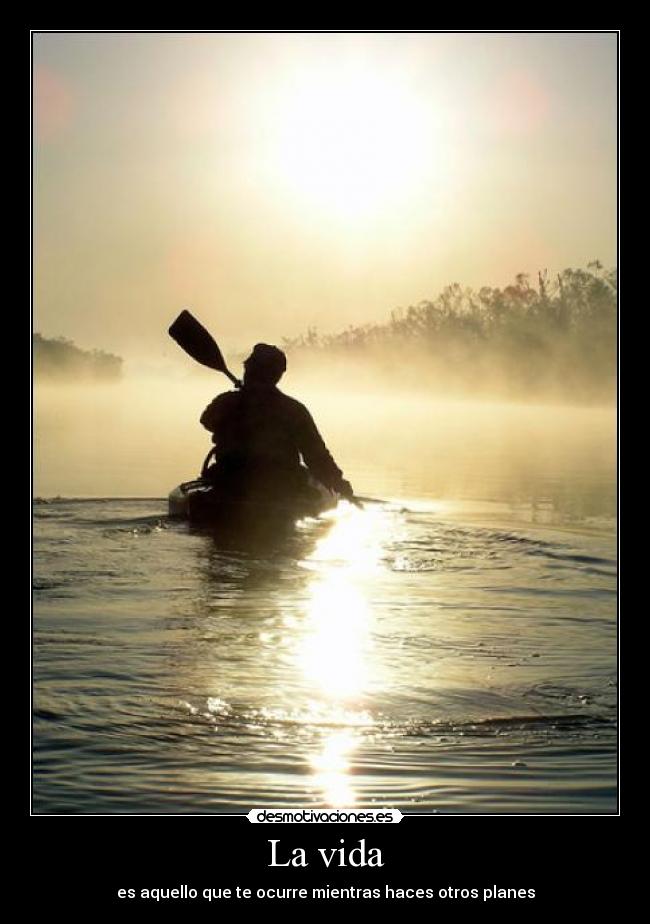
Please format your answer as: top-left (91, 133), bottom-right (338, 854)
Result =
top-left (265, 65), bottom-right (438, 223)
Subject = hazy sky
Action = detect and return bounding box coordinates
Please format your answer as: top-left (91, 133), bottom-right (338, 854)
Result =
top-left (34, 32), bottom-right (617, 361)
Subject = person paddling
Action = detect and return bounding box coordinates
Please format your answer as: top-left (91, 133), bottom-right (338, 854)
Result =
top-left (199, 343), bottom-right (354, 503)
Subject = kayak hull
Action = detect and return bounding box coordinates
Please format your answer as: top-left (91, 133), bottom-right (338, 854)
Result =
top-left (168, 476), bottom-right (338, 527)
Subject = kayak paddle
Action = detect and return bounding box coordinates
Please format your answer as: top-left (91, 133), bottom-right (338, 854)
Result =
top-left (169, 309), bottom-right (242, 388)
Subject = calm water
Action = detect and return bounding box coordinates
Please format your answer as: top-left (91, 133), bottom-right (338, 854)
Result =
top-left (33, 407), bottom-right (617, 813)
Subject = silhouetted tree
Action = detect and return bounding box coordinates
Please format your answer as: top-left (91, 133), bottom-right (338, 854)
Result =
top-left (34, 334), bottom-right (123, 381)
top-left (282, 263), bottom-right (616, 401)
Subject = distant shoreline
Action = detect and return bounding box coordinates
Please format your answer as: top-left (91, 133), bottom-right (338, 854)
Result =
top-left (34, 333), bottom-right (123, 382)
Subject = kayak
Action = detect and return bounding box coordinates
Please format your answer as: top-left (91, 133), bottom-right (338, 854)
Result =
top-left (168, 475), bottom-right (338, 527)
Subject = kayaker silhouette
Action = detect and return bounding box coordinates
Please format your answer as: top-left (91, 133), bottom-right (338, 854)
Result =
top-left (199, 343), bottom-right (354, 504)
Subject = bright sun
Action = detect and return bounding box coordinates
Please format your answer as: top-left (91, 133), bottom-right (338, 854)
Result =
top-left (265, 65), bottom-right (438, 223)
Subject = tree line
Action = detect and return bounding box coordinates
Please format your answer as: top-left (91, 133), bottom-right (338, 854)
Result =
top-left (34, 334), bottom-right (123, 381)
top-left (282, 262), bottom-right (617, 401)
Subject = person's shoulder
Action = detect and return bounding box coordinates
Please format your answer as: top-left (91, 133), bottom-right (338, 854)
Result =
top-left (202, 390), bottom-right (240, 415)
top-left (275, 389), bottom-right (310, 416)
top-left (211, 390), bottom-right (240, 404)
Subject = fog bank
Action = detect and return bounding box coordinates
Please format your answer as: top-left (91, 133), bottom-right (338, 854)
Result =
top-left (34, 373), bottom-right (615, 525)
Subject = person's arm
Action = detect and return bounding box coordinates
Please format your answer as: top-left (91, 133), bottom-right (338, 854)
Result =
top-left (296, 405), bottom-right (353, 498)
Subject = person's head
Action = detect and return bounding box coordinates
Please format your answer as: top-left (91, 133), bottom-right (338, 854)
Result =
top-left (243, 343), bottom-right (287, 385)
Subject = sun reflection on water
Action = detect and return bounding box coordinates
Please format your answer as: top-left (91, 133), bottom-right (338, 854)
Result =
top-left (310, 729), bottom-right (358, 807)
top-left (301, 575), bottom-right (369, 699)
top-left (298, 504), bottom-right (386, 805)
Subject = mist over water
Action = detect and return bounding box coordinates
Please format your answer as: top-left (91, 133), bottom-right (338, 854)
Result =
top-left (34, 372), bottom-right (615, 522)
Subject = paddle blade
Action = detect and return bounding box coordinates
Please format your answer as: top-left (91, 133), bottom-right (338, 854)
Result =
top-left (168, 309), bottom-right (227, 372)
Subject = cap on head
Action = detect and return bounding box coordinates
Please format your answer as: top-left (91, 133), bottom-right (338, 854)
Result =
top-left (244, 343), bottom-right (287, 384)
